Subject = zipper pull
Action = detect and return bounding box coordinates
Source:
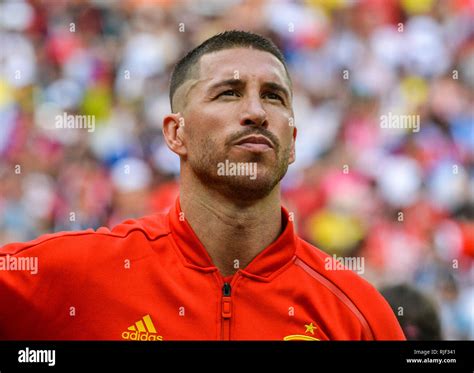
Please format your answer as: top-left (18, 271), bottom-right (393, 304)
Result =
top-left (222, 282), bottom-right (231, 297)
top-left (222, 282), bottom-right (232, 319)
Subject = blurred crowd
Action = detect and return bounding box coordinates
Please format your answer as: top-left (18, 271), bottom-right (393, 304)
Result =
top-left (0, 0), bottom-right (473, 340)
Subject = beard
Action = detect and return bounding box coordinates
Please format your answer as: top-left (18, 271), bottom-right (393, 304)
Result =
top-left (188, 133), bottom-right (291, 202)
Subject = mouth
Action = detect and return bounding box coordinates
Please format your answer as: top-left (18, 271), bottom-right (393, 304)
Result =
top-left (233, 135), bottom-right (274, 152)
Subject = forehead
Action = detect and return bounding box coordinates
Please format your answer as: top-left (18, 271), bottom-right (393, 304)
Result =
top-left (198, 48), bottom-right (289, 88)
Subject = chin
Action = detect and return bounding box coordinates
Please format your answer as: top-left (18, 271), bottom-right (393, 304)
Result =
top-left (219, 173), bottom-right (283, 201)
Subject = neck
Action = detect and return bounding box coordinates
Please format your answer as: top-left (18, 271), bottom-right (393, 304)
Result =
top-left (180, 175), bottom-right (283, 277)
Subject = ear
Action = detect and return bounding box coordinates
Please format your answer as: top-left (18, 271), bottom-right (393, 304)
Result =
top-left (162, 113), bottom-right (187, 157)
top-left (289, 126), bottom-right (297, 165)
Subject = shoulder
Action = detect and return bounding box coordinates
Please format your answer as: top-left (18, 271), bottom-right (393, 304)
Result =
top-left (295, 238), bottom-right (375, 296)
top-left (295, 238), bottom-right (405, 340)
top-left (0, 213), bottom-right (171, 258)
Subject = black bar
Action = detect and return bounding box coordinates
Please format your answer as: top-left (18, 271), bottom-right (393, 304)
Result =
top-left (0, 341), bottom-right (471, 371)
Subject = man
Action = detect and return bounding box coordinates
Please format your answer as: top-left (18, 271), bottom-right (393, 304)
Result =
top-left (0, 31), bottom-right (404, 340)
top-left (381, 284), bottom-right (442, 340)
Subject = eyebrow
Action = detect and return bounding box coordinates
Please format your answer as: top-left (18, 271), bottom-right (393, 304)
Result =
top-left (208, 79), bottom-right (244, 92)
top-left (208, 79), bottom-right (291, 101)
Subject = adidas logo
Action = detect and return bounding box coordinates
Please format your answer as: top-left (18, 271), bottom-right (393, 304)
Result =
top-left (121, 314), bottom-right (163, 341)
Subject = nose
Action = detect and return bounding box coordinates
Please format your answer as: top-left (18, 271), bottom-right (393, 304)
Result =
top-left (240, 95), bottom-right (268, 128)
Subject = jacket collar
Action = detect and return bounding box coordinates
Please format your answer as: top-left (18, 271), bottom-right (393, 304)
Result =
top-left (168, 197), bottom-right (297, 280)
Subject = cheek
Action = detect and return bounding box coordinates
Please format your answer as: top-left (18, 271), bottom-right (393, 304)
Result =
top-left (183, 112), bottom-right (206, 147)
top-left (271, 114), bottom-right (294, 146)
top-left (185, 108), bottom-right (232, 149)
top-left (186, 106), bottom-right (217, 135)
top-left (184, 123), bottom-right (220, 156)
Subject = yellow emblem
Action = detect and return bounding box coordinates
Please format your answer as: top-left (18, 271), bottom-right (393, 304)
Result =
top-left (121, 314), bottom-right (163, 341)
top-left (305, 322), bottom-right (316, 335)
top-left (283, 322), bottom-right (320, 341)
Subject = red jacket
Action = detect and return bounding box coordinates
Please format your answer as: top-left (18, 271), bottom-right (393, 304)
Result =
top-left (0, 198), bottom-right (405, 340)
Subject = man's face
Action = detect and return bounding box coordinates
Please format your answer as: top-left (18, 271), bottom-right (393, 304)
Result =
top-left (174, 47), bottom-right (296, 201)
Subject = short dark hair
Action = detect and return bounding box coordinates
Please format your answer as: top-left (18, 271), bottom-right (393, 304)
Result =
top-left (169, 30), bottom-right (290, 112)
top-left (380, 284), bottom-right (442, 340)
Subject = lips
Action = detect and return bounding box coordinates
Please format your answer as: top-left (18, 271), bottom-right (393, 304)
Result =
top-left (234, 135), bottom-right (274, 149)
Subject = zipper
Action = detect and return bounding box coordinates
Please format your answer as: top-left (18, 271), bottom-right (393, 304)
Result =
top-left (221, 282), bottom-right (232, 340)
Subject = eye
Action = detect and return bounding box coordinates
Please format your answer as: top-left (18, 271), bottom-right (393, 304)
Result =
top-left (263, 92), bottom-right (284, 103)
top-left (218, 90), bottom-right (239, 97)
